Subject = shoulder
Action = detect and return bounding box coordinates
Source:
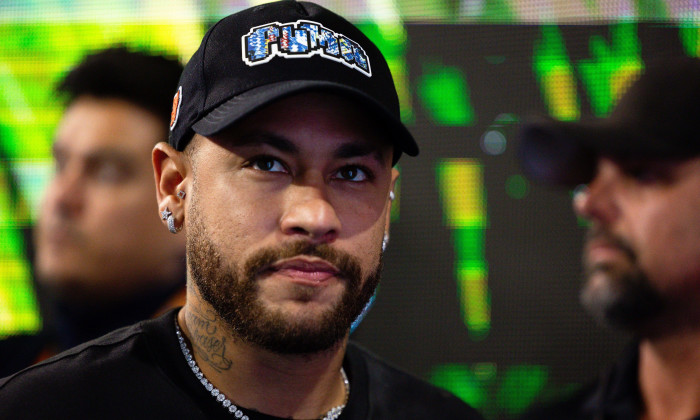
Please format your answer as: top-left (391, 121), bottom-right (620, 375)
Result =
top-left (519, 344), bottom-right (639, 420)
top-left (0, 314), bottom-right (187, 419)
top-left (0, 332), bottom-right (49, 377)
top-left (0, 321), bottom-right (146, 391)
top-left (346, 342), bottom-right (484, 419)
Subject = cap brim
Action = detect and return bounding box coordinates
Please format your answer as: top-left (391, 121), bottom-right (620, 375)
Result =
top-left (192, 80), bottom-right (418, 162)
top-left (518, 117), bottom-right (652, 187)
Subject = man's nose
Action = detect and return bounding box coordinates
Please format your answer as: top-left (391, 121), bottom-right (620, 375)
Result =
top-left (49, 167), bottom-right (86, 218)
top-left (279, 184), bottom-right (341, 244)
top-left (572, 161), bottom-right (620, 226)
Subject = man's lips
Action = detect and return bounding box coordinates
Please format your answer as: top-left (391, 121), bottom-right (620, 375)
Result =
top-left (585, 239), bottom-right (628, 263)
top-left (41, 224), bottom-right (82, 247)
top-left (266, 257), bottom-right (340, 285)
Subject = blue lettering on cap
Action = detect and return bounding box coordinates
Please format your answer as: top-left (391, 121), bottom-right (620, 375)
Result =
top-left (242, 20), bottom-right (372, 77)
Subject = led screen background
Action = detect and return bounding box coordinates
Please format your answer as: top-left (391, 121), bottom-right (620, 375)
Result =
top-left (1, 1), bottom-right (698, 418)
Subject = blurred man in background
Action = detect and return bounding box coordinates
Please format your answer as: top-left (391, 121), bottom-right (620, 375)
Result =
top-left (518, 56), bottom-right (700, 420)
top-left (1, 46), bottom-right (186, 376)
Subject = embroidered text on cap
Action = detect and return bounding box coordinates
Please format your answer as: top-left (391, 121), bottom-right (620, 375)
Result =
top-left (242, 20), bottom-right (371, 77)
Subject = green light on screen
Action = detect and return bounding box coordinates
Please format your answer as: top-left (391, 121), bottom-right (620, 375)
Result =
top-left (436, 159), bottom-right (490, 340)
top-left (495, 365), bottom-right (549, 417)
top-left (430, 364), bottom-right (490, 409)
top-left (577, 23), bottom-right (642, 117)
top-left (431, 363), bottom-right (551, 419)
top-left (637, 0), bottom-right (668, 20)
top-left (533, 26), bottom-right (580, 121)
top-left (481, 0), bottom-right (515, 23)
top-left (0, 250), bottom-right (39, 337)
top-left (505, 174), bottom-right (529, 199)
top-left (0, 169), bottom-right (39, 336)
top-left (417, 61), bottom-right (475, 126)
top-left (679, 25), bottom-right (700, 58)
top-left (358, 23), bottom-right (413, 123)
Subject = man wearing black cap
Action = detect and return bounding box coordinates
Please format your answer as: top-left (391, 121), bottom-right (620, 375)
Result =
top-left (518, 56), bottom-right (700, 420)
top-left (0, 2), bottom-right (482, 419)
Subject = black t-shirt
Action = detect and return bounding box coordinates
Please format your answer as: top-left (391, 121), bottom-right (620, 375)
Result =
top-left (0, 282), bottom-right (186, 378)
top-left (1, 309), bottom-right (483, 419)
top-left (518, 344), bottom-right (700, 420)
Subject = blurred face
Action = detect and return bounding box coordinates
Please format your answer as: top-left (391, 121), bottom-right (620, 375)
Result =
top-left (184, 92), bottom-right (397, 353)
top-left (573, 156), bottom-right (700, 335)
top-left (36, 97), bottom-right (184, 302)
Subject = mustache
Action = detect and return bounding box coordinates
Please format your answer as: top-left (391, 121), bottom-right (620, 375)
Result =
top-left (585, 226), bottom-right (637, 262)
top-left (243, 240), bottom-right (362, 283)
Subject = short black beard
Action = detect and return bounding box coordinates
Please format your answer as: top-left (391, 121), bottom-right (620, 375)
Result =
top-left (580, 228), bottom-right (665, 334)
top-left (186, 200), bottom-right (381, 355)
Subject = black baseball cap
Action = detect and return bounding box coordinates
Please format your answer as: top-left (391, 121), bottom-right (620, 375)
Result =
top-left (169, 0), bottom-right (418, 164)
top-left (518, 55), bottom-right (700, 187)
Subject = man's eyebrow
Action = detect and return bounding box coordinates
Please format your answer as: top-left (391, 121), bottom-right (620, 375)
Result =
top-left (334, 142), bottom-right (385, 165)
top-left (231, 131), bottom-right (387, 164)
top-left (234, 132), bottom-right (299, 154)
top-left (51, 141), bottom-right (134, 165)
top-left (85, 149), bottom-right (133, 164)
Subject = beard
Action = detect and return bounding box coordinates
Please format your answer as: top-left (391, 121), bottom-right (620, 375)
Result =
top-left (186, 202), bottom-right (381, 355)
top-left (580, 227), bottom-right (665, 334)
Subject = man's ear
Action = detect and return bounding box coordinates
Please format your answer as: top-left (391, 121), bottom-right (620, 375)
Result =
top-left (384, 167), bottom-right (400, 236)
top-left (153, 141), bottom-right (189, 230)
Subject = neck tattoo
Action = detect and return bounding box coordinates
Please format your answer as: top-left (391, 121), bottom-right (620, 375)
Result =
top-left (175, 318), bottom-right (350, 420)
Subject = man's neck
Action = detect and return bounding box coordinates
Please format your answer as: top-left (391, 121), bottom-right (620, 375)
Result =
top-left (178, 304), bottom-right (349, 419)
top-left (639, 329), bottom-right (700, 420)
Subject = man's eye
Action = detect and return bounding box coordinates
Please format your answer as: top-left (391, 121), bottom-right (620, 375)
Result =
top-left (95, 164), bottom-right (123, 182)
top-left (336, 166), bottom-right (369, 182)
top-left (251, 157), bottom-right (286, 173)
top-left (631, 169), bottom-right (658, 183)
top-left (625, 164), bottom-right (664, 184)
top-left (53, 158), bottom-right (66, 174)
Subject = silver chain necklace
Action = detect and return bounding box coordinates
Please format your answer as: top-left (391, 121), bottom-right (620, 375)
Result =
top-left (175, 319), bottom-right (349, 420)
